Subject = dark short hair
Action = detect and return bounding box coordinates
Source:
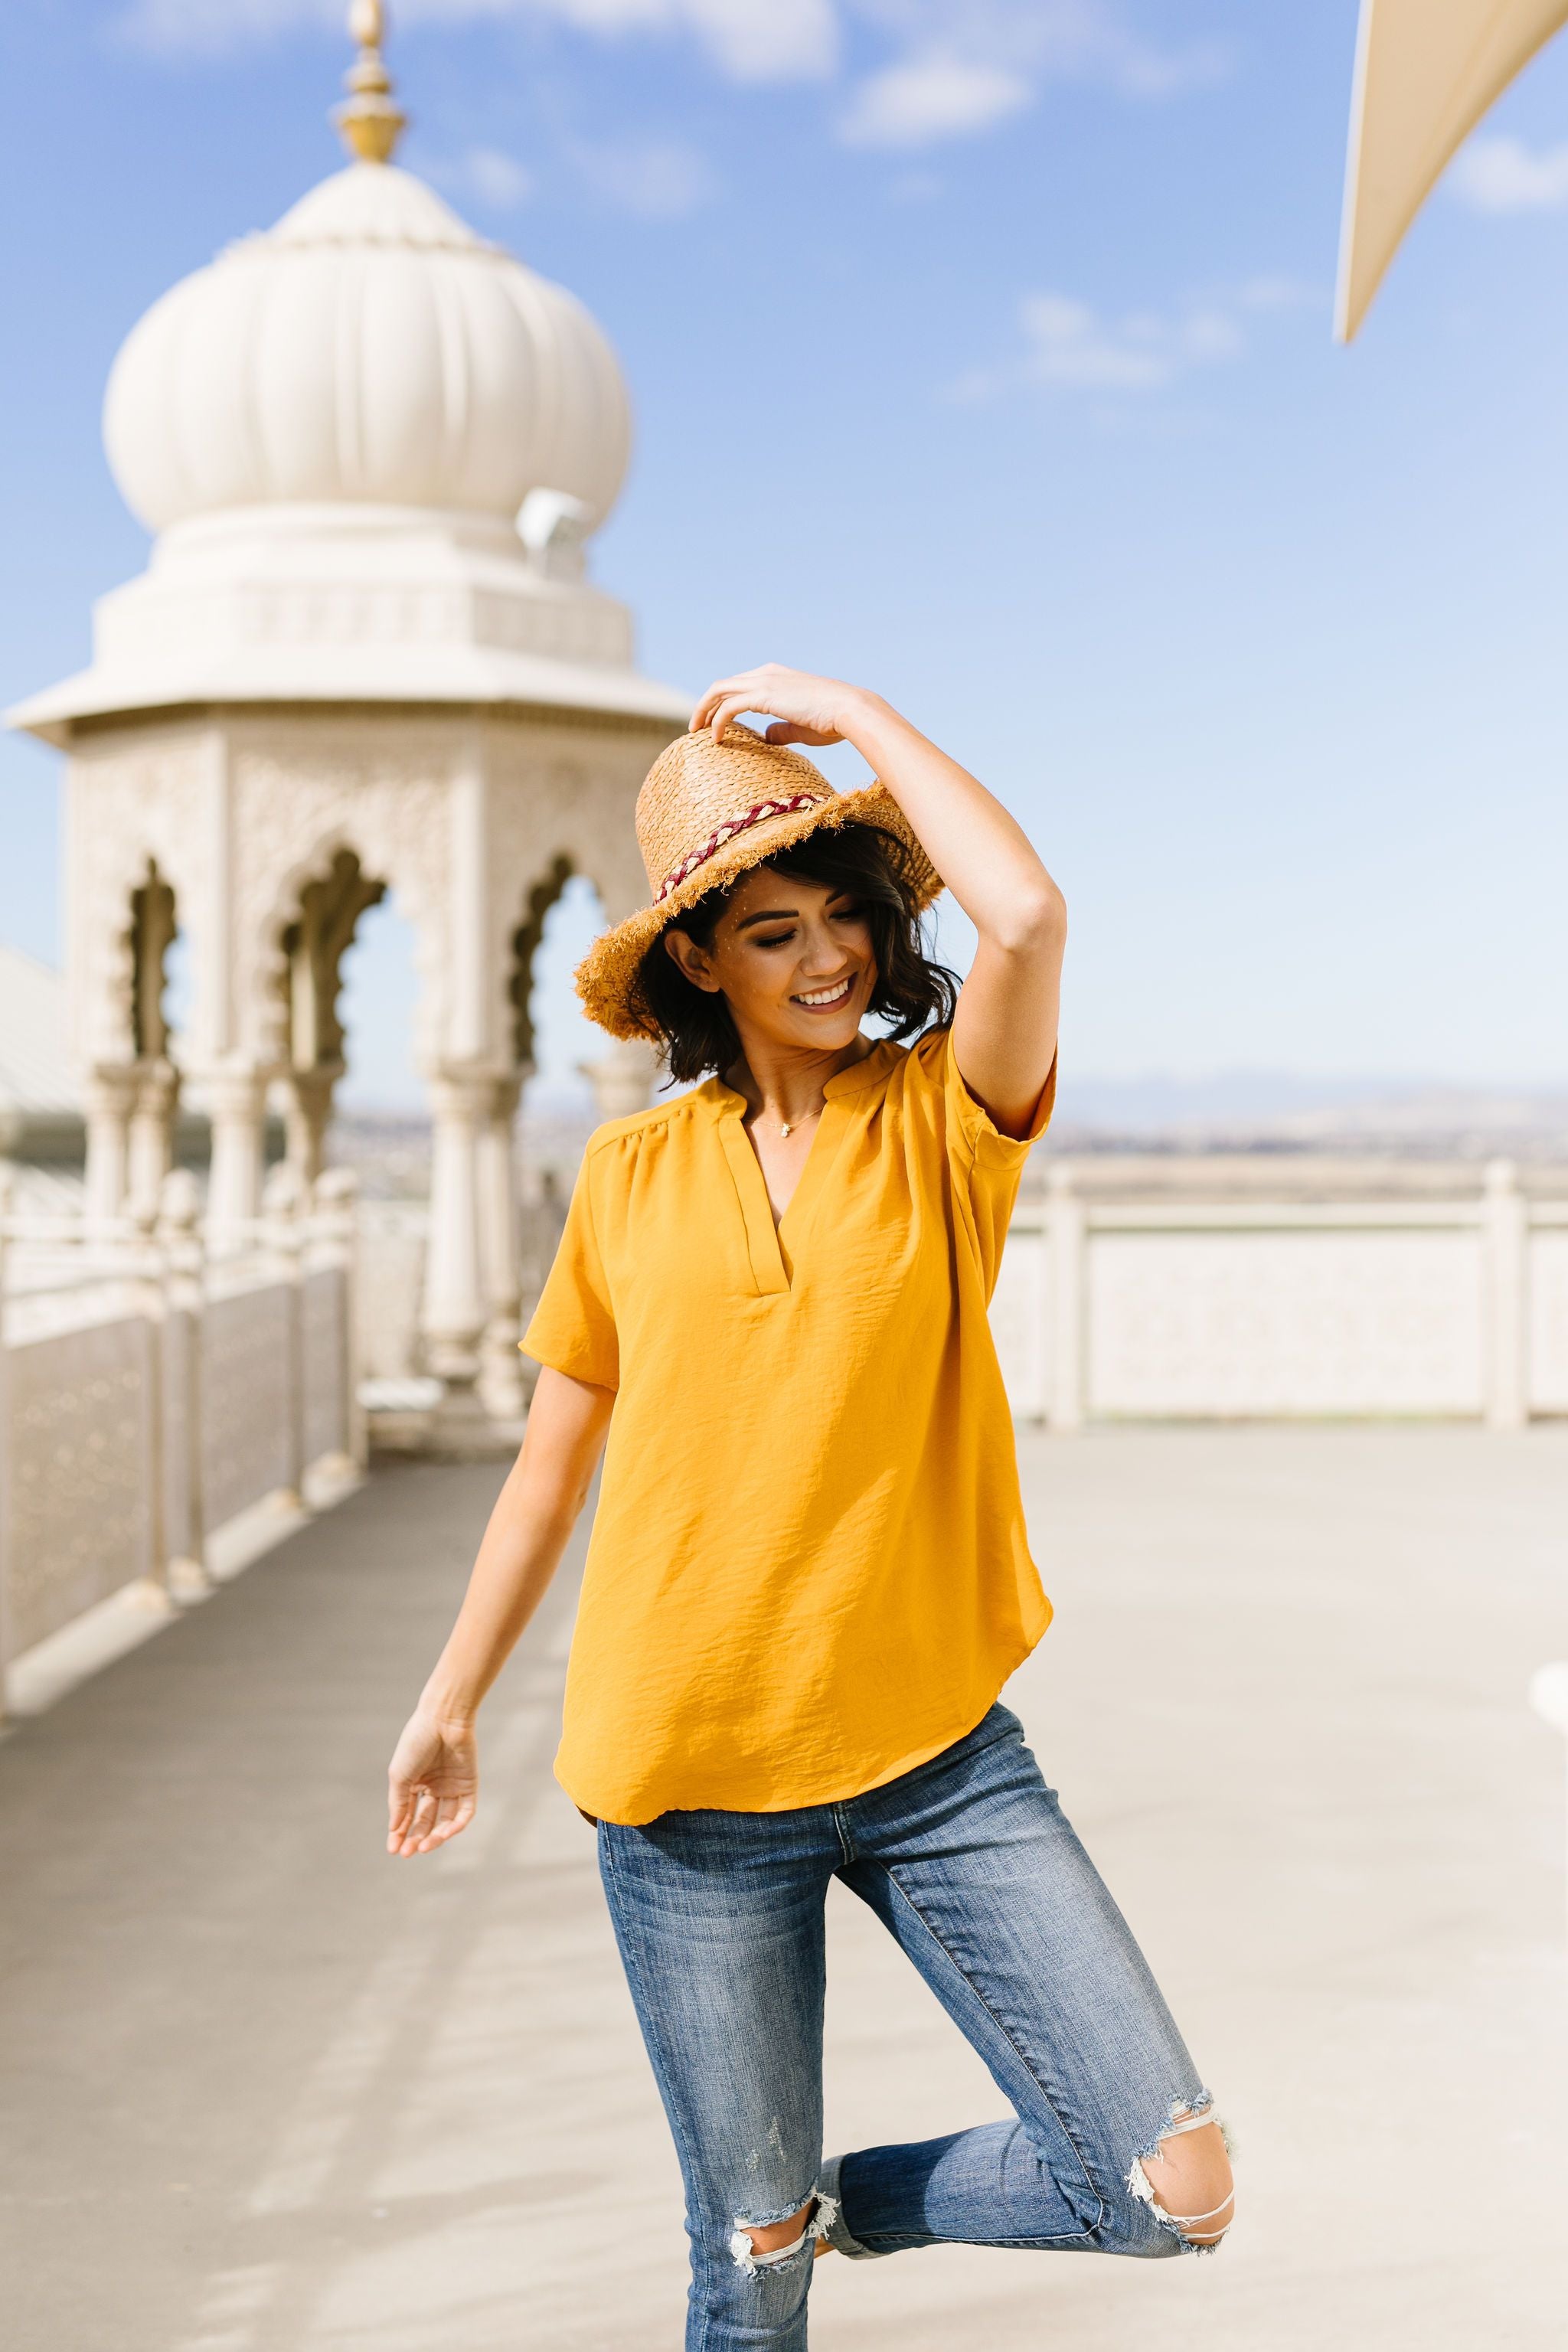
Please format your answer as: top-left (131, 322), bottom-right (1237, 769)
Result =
top-left (631, 822), bottom-right (958, 1086)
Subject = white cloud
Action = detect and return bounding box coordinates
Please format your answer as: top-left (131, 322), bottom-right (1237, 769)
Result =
top-left (446, 145), bottom-right (534, 208)
top-left (952, 279), bottom-right (1298, 403)
top-left (1449, 135), bottom-right (1568, 214)
top-left (680, 0), bottom-right (838, 80)
top-left (120, 0), bottom-right (838, 80)
top-left (1020, 293), bottom-right (1178, 389)
top-left (119, 0), bottom-right (1229, 129)
top-left (1235, 273), bottom-right (1321, 313)
top-left (568, 135), bottom-right (717, 216)
top-left (840, 2), bottom-right (1230, 147)
top-left (120, 0), bottom-right (326, 44)
top-left (841, 54), bottom-right (1030, 147)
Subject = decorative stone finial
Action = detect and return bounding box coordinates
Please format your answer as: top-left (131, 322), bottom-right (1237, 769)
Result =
top-left (335, 0), bottom-right (407, 164)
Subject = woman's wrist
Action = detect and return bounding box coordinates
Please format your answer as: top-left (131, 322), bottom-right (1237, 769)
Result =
top-left (835, 685), bottom-right (900, 757)
top-left (839, 691), bottom-right (930, 781)
top-left (836, 683), bottom-right (884, 728)
top-left (418, 1678), bottom-right (481, 1732)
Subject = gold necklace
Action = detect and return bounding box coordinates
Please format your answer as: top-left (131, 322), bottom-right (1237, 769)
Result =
top-left (778, 1104), bottom-right (822, 1139)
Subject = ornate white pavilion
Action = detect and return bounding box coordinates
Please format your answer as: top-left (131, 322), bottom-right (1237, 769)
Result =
top-left (8, 5), bottom-right (685, 1432)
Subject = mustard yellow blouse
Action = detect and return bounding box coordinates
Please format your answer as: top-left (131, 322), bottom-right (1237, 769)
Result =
top-left (521, 1025), bottom-right (1056, 1825)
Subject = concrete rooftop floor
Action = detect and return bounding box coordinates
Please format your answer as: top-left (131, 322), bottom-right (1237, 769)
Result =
top-left (2, 1426), bottom-right (1566, 2350)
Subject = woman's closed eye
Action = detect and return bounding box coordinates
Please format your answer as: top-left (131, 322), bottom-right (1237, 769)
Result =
top-left (750, 900), bottom-right (866, 949)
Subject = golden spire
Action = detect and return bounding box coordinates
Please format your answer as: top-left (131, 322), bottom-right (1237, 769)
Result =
top-left (335, 0), bottom-right (407, 164)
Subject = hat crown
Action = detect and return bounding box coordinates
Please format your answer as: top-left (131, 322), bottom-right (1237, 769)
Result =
top-left (635, 724), bottom-right (834, 902)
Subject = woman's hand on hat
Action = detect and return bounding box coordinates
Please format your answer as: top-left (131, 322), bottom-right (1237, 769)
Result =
top-left (691, 665), bottom-right (864, 750)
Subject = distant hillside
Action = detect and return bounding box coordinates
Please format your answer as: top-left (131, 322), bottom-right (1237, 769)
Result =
top-left (1050, 1073), bottom-right (1568, 1159)
top-left (330, 1069), bottom-right (1568, 1192)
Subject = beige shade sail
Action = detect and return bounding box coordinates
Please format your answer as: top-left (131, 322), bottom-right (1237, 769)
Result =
top-left (1337, 0), bottom-right (1568, 340)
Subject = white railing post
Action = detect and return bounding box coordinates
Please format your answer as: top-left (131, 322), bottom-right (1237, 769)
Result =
top-left (477, 1073), bottom-right (527, 1424)
top-left (1483, 1158), bottom-right (1528, 1430)
top-left (158, 1169), bottom-right (211, 1599)
top-left (313, 1168), bottom-right (366, 1475)
top-left (263, 1163), bottom-right (308, 1507)
top-left (126, 1204), bottom-right (174, 1612)
top-left (1046, 1164), bottom-right (1086, 1433)
top-left (1528, 1664), bottom-right (1568, 1950)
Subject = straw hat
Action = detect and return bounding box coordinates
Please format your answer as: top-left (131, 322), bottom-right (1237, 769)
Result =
top-left (574, 722), bottom-right (944, 1040)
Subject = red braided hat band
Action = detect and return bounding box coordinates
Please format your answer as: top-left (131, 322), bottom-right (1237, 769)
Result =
top-left (655, 792), bottom-right (826, 903)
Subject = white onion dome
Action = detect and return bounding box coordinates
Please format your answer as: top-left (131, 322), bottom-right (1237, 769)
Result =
top-left (103, 161), bottom-right (632, 537)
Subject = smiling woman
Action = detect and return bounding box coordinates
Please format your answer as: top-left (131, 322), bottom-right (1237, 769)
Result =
top-left (387, 667), bottom-right (1231, 2349)
top-left (635, 819), bottom-right (957, 1087)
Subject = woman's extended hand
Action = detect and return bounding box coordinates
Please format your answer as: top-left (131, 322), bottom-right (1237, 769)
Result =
top-left (691, 664), bottom-right (866, 749)
top-left (387, 1707), bottom-right (479, 1857)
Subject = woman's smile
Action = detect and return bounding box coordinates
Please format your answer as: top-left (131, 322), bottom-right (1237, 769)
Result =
top-left (792, 976), bottom-right (856, 1010)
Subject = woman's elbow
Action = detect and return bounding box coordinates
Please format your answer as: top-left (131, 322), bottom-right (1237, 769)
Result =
top-left (994, 882), bottom-right (1067, 957)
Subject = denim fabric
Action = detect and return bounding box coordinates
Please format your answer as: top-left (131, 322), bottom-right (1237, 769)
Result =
top-left (598, 1702), bottom-right (1216, 2350)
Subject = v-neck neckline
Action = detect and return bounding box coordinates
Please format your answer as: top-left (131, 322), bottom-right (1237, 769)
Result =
top-left (708, 1040), bottom-right (894, 1295)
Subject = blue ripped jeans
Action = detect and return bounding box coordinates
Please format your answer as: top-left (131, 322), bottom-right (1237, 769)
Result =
top-left (597, 1704), bottom-right (1225, 2351)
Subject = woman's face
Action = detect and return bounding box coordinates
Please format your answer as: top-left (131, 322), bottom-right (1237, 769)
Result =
top-left (664, 864), bottom-right (877, 1056)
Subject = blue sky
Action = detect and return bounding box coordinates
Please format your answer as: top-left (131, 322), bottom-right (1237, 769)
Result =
top-left (3, 1), bottom-right (1566, 1106)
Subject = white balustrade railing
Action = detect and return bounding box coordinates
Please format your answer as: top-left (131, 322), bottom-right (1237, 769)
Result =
top-left (0, 1166), bottom-right (364, 1709)
top-left (992, 1158), bottom-right (1568, 1428)
top-left (1529, 1665), bottom-right (1568, 1951)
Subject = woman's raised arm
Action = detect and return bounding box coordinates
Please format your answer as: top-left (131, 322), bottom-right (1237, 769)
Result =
top-left (690, 665), bottom-right (1065, 1138)
top-left (386, 1365), bottom-right (615, 1857)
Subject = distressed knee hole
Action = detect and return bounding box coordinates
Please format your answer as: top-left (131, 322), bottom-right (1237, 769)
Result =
top-left (1126, 2099), bottom-right (1235, 2253)
top-left (728, 2190), bottom-right (840, 2275)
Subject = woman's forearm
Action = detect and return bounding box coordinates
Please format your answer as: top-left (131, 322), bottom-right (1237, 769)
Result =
top-left (836, 690), bottom-right (1065, 953)
top-left (418, 1367), bottom-right (613, 1724)
top-left (420, 1478), bottom-right (578, 1722)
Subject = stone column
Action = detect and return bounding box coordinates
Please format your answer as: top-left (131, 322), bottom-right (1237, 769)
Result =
top-left (313, 1167), bottom-right (366, 1473)
top-left (127, 1057), bottom-right (181, 1223)
top-left (477, 1072), bottom-right (526, 1423)
top-left (156, 1168), bottom-right (211, 1600)
top-left (282, 1063), bottom-right (340, 1187)
top-left (262, 1163), bottom-right (307, 1504)
top-left (83, 1063), bottom-right (139, 1230)
top-left (204, 1061), bottom-right (268, 1247)
top-left (421, 1063), bottom-right (492, 1423)
top-left (580, 1037), bottom-right (659, 1122)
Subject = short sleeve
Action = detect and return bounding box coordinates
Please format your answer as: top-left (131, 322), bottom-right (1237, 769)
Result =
top-left (907, 1026), bottom-right (1055, 1298)
top-left (520, 1153), bottom-right (619, 1392)
top-left (912, 1024), bottom-right (1057, 1172)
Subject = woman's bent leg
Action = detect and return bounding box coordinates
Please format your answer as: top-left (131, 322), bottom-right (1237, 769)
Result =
top-left (598, 1808), bottom-right (841, 2351)
top-left (824, 1705), bottom-right (1232, 2263)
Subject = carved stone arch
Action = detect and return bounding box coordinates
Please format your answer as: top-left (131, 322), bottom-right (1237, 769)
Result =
top-left (552, 779), bottom-right (648, 926)
top-left (258, 838), bottom-right (388, 1076)
top-left (103, 852), bottom-right (181, 1066)
top-left (255, 829), bottom-right (408, 1182)
top-left (128, 858), bottom-right (179, 1063)
top-left (78, 851), bottom-right (185, 1220)
top-left (489, 750), bottom-right (649, 941)
top-left (484, 732), bottom-right (660, 1135)
top-left (255, 828), bottom-right (379, 1074)
top-left (67, 724), bottom-right (210, 1069)
top-left (230, 740), bottom-right (452, 1073)
top-left (506, 851), bottom-right (577, 1074)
